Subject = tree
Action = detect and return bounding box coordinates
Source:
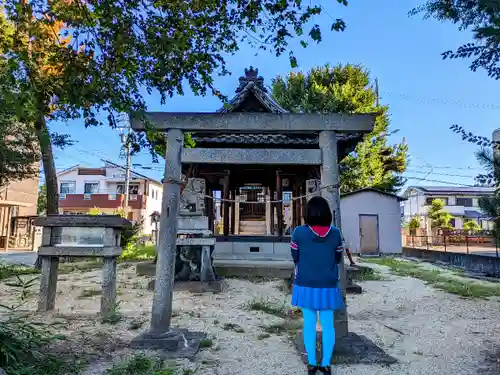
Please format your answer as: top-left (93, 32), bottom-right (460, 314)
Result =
top-left (1, 0), bottom-right (353, 212)
top-left (474, 147), bottom-right (500, 239)
top-left (37, 185), bottom-right (46, 214)
top-left (271, 64), bottom-right (408, 193)
top-left (411, 1), bottom-right (500, 79)
top-left (1, 0), bottom-right (352, 272)
top-left (408, 215), bottom-right (421, 235)
top-left (427, 199), bottom-right (453, 229)
top-left (464, 219), bottom-right (481, 232)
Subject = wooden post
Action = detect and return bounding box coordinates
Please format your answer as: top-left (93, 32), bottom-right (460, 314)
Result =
top-left (4, 207), bottom-right (11, 251)
top-left (270, 190), bottom-right (275, 234)
top-left (296, 184), bottom-right (303, 227)
top-left (276, 171), bottom-right (283, 237)
top-left (319, 130), bottom-right (348, 338)
top-left (230, 189), bottom-right (236, 235)
top-left (150, 128), bottom-right (184, 334)
top-left (207, 188), bottom-right (214, 233)
top-left (223, 173), bottom-right (230, 237)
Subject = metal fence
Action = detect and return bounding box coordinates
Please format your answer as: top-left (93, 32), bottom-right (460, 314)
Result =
top-left (403, 232), bottom-right (499, 258)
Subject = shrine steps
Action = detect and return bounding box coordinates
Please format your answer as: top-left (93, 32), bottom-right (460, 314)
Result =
top-left (239, 220), bottom-right (267, 235)
top-left (213, 258), bottom-right (294, 278)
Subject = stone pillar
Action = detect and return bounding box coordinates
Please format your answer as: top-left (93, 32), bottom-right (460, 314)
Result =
top-left (276, 171), bottom-right (283, 237)
top-left (37, 255), bottom-right (59, 311)
top-left (265, 188), bottom-right (271, 235)
top-left (101, 257), bottom-right (117, 317)
top-left (150, 128), bottom-right (184, 334)
top-left (234, 196), bottom-right (240, 235)
top-left (319, 130), bottom-right (348, 338)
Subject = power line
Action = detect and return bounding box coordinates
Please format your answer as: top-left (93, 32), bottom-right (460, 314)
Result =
top-left (404, 176), bottom-right (476, 187)
top-left (409, 164), bottom-right (483, 171)
top-left (405, 169), bottom-right (477, 179)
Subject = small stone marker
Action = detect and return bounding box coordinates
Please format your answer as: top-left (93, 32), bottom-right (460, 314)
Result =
top-left (34, 214), bottom-right (130, 318)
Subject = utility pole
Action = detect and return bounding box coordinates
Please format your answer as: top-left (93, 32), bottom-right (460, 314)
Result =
top-left (120, 119), bottom-right (132, 218)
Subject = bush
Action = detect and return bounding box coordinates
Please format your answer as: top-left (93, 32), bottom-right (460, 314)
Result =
top-left (119, 245), bottom-right (156, 262)
top-left (121, 220), bottom-right (143, 251)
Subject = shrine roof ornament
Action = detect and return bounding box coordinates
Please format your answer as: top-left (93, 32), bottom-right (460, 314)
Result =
top-left (236, 66), bottom-right (266, 93)
top-left (218, 66), bottom-right (287, 114)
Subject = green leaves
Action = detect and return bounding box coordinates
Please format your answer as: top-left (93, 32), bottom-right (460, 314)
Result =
top-left (271, 63), bottom-right (408, 193)
top-left (411, 0), bottom-right (500, 79)
top-left (427, 199), bottom-right (453, 229)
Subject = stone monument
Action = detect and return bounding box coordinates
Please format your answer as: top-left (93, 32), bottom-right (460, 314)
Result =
top-left (34, 215), bottom-right (130, 318)
top-left (138, 177), bottom-right (220, 292)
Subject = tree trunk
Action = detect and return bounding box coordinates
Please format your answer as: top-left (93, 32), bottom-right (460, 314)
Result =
top-left (34, 113), bottom-right (58, 269)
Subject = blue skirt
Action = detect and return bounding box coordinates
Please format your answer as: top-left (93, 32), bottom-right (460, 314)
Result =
top-left (291, 285), bottom-right (344, 311)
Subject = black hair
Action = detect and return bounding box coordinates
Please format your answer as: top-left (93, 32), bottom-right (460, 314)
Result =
top-left (304, 196), bottom-right (333, 226)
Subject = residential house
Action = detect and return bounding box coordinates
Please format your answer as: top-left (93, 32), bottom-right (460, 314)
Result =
top-left (57, 160), bottom-right (162, 235)
top-left (0, 172), bottom-right (40, 251)
top-left (401, 186), bottom-right (495, 231)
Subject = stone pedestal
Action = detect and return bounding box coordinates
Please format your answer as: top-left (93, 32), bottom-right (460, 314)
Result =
top-left (129, 329), bottom-right (206, 359)
top-left (33, 215), bottom-right (129, 318)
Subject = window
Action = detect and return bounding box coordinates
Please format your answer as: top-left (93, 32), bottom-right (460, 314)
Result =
top-left (456, 198), bottom-right (473, 207)
top-left (84, 182), bottom-right (99, 194)
top-left (60, 181), bottom-right (76, 194)
top-left (449, 218), bottom-right (456, 228)
top-left (426, 197), bottom-right (448, 205)
top-left (117, 184), bottom-right (139, 195)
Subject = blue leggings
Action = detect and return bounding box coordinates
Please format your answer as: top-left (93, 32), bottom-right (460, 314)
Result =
top-left (302, 308), bottom-right (335, 367)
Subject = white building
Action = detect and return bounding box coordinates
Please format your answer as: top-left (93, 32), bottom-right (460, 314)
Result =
top-left (56, 159), bottom-right (163, 235)
top-left (340, 188), bottom-right (405, 254)
top-left (401, 186), bottom-right (495, 231)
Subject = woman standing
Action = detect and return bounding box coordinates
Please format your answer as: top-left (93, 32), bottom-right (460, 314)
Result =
top-left (291, 196), bottom-right (345, 375)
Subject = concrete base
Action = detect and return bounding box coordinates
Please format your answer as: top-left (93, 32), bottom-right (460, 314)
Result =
top-left (346, 283), bottom-right (362, 294)
top-left (130, 328), bottom-right (205, 358)
top-left (137, 260), bottom-right (294, 279)
top-left (295, 330), bottom-right (397, 365)
top-left (147, 279), bottom-right (225, 293)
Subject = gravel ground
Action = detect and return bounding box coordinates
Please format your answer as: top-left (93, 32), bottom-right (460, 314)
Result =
top-left (0, 262), bottom-right (499, 375)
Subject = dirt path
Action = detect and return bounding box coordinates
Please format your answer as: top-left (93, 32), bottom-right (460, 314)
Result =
top-left (0, 262), bottom-right (498, 374)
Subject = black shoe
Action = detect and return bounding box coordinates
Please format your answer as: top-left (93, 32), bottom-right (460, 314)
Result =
top-left (307, 364), bottom-right (318, 374)
top-left (318, 366), bottom-right (332, 375)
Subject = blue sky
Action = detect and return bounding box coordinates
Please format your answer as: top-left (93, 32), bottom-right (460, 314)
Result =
top-left (48, 0), bottom-right (498, 189)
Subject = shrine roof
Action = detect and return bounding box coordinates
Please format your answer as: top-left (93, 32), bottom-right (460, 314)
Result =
top-left (191, 66), bottom-right (365, 152)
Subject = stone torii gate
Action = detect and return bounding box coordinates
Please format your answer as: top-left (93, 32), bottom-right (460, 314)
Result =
top-left (130, 111), bottom-right (375, 350)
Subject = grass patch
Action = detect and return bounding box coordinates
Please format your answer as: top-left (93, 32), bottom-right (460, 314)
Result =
top-left (222, 323), bottom-right (245, 333)
top-left (1, 275), bottom-right (86, 375)
top-left (199, 337), bottom-right (214, 348)
top-left (363, 257), bottom-right (500, 298)
top-left (105, 353), bottom-right (194, 375)
top-left (119, 245), bottom-right (156, 262)
top-left (350, 269), bottom-right (385, 281)
top-left (0, 262), bottom-right (39, 280)
top-left (78, 288), bottom-right (101, 298)
top-left (246, 298), bottom-right (287, 318)
top-left (59, 260), bottom-right (103, 274)
top-left (261, 320), bottom-right (301, 335)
